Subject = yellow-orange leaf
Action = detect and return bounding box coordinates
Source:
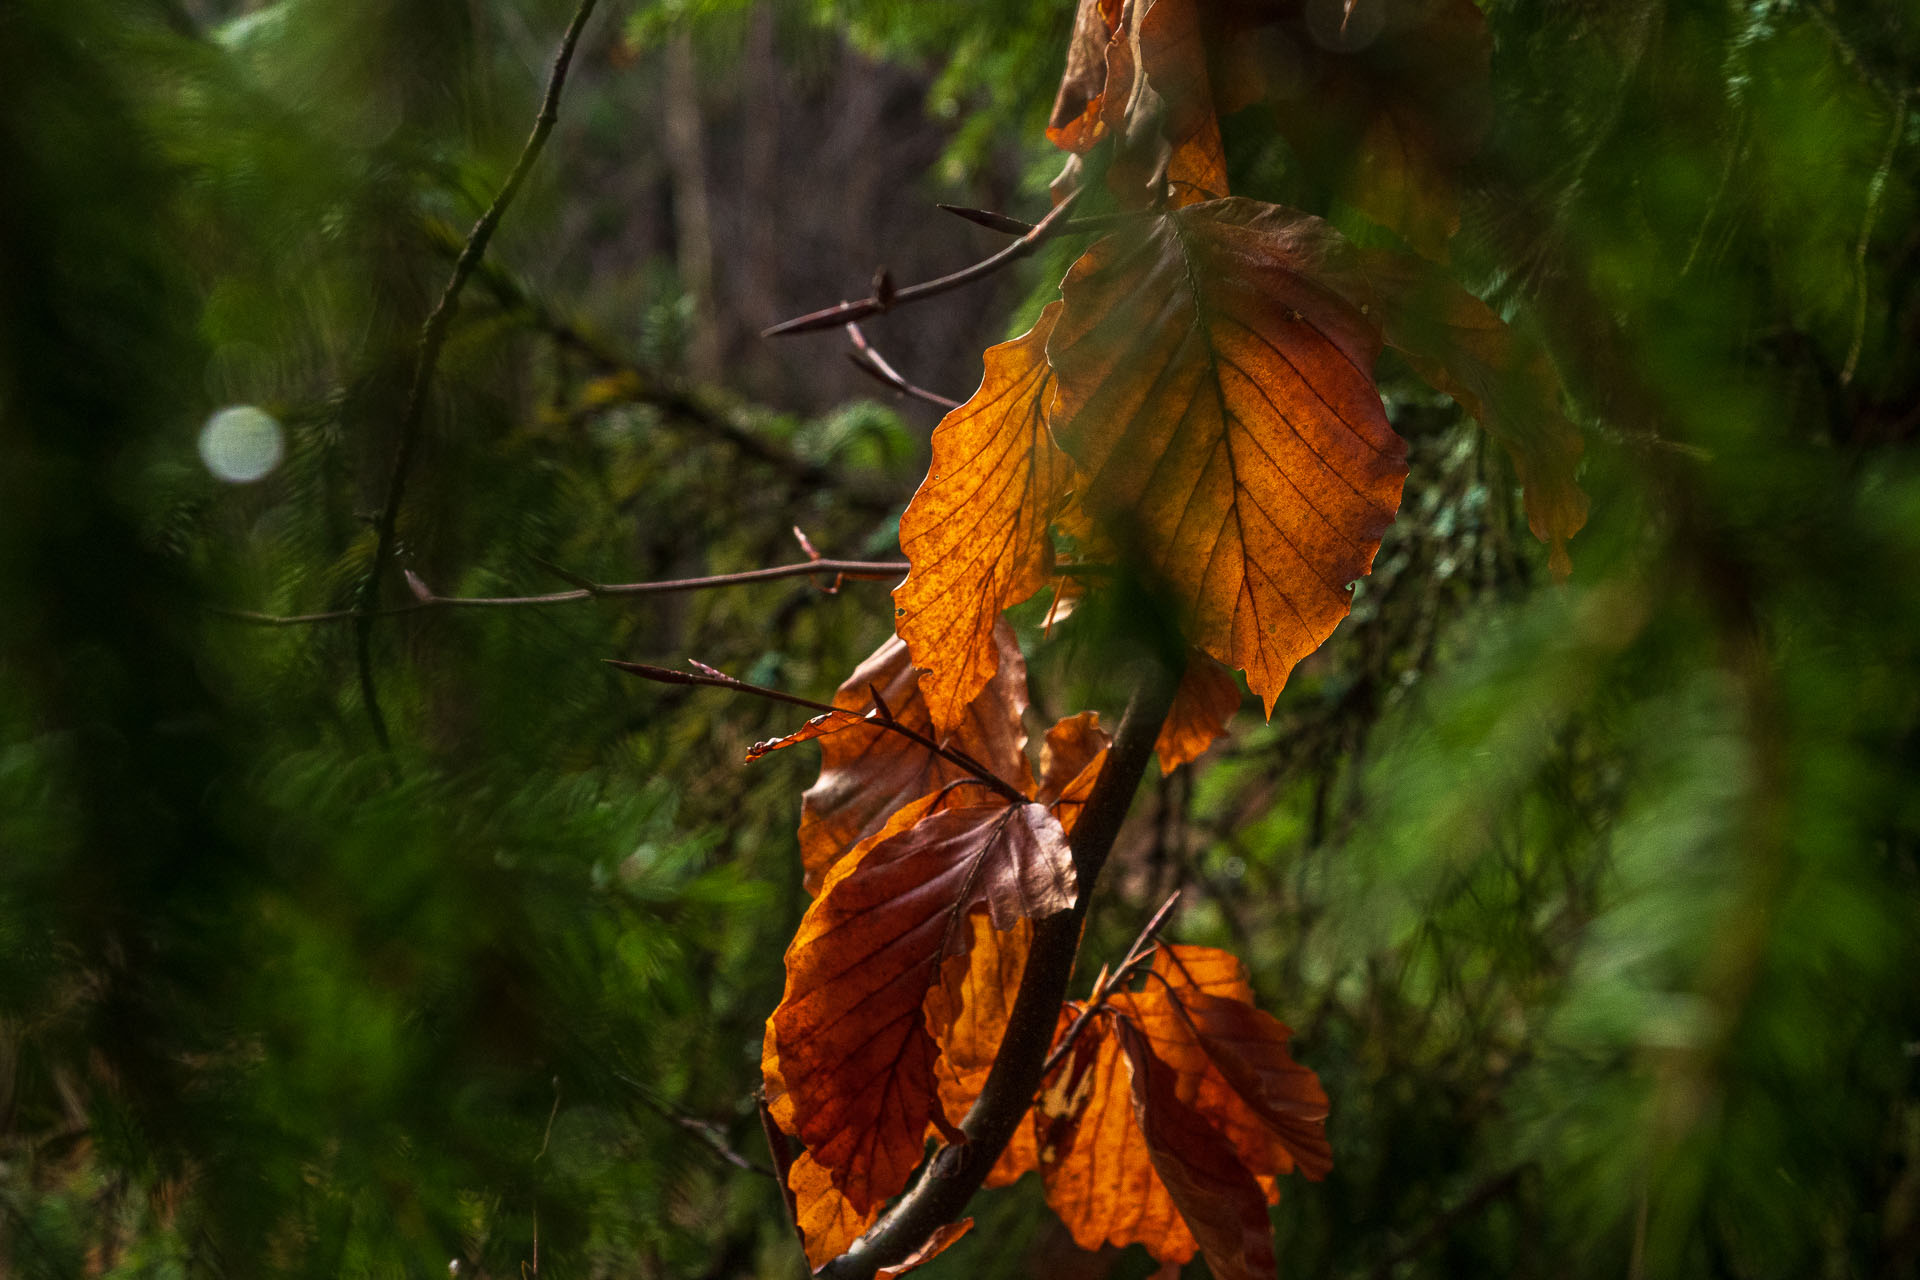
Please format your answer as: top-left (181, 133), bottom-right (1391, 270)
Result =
top-left (1047, 0), bottom-right (1127, 152)
top-left (1035, 710), bottom-right (1111, 833)
top-left (1138, 0), bottom-right (1229, 207)
top-left (877, 1218), bottom-right (974, 1279)
top-left (1048, 198), bottom-right (1409, 715)
top-left (1154, 650), bottom-right (1242, 773)
top-left (789, 1150), bottom-right (882, 1270)
top-left (895, 305), bottom-right (1072, 734)
top-left (798, 627), bottom-right (1033, 893)
top-left (772, 801), bottom-right (1074, 1213)
top-left (1113, 1018), bottom-right (1280, 1280)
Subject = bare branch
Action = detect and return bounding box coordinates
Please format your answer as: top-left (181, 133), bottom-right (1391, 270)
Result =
top-left (615, 1075), bottom-right (778, 1180)
top-left (844, 322), bottom-right (961, 411)
top-left (355, 0), bottom-right (603, 747)
top-left (763, 191), bottom-right (1082, 338)
top-left (214, 558), bottom-right (907, 627)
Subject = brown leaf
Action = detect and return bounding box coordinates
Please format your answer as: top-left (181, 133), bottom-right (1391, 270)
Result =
top-left (772, 801), bottom-right (1075, 1213)
top-left (1114, 1018), bottom-right (1280, 1280)
top-left (1037, 1014), bottom-right (1198, 1263)
top-left (798, 627), bottom-right (1034, 894)
top-left (1154, 650), bottom-right (1242, 773)
top-left (1048, 0), bottom-right (1128, 152)
top-left (1118, 947), bottom-right (1332, 1184)
top-left (1048, 198), bottom-right (1409, 715)
top-left (925, 914), bottom-right (1039, 1188)
top-left (747, 708), bottom-right (869, 761)
top-left (896, 306), bottom-right (1072, 734)
top-left (1137, 0), bottom-right (1230, 206)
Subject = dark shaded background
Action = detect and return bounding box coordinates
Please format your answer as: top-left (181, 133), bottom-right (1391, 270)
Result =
top-left (2, 0), bottom-right (1917, 1277)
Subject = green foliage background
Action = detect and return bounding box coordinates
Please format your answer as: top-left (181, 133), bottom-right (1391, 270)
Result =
top-left (1, 0), bottom-right (1916, 1277)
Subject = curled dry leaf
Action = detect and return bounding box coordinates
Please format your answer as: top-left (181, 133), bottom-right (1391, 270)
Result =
top-left (1048, 198), bottom-right (1409, 715)
top-left (797, 627), bottom-right (1033, 893)
top-left (1034, 710), bottom-right (1112, 824)
top-left (770, 800), bottom-right (1075, 1213)
top-left (925, 914), bottom-right (1039, 1188)
top-left (895, 305), bottom-right (1072, 734)
top-left (1037, 1012), bottom-right (1198, 1263)
top-left (1048, 0), bottom-right (1128, 152)
top-left (1154, 650), bottom-right (1243, 773)
top-left (876, 1218), bottom-right (975, 1279)
top-left (1113, 1018), bottom-right (1280, 1280)
top-left (1137, 0), bottom-right (1229, 206)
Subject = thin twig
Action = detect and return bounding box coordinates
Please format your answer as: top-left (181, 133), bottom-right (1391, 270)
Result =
top-left (606, 660), bottom-right (1031, 806)
top-left (763, 191), bottom-right (1082, 338)
top-left (935, 203), bottom-right (1141, 238)
top-left (845, 322), bottom-right (961, 410)
top-left (355, 0), bottom-right (601, 748)
top-left (214, 558), bottom-right (907, 627)
top-left (616, 1075), bottom-right (778, 1179)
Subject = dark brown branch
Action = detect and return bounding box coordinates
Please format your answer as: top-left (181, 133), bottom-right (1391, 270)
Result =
top-left (817, 656), bottom-right (1181, 1280)
top-left (606, 661), bottom-right (1031, 808)
top-left (845, 322), bottom-right (961, 410)
top-left (763, 191), bottom-right (1081, 338)
top-left (935, 203), bottom-right (1141, 239)
top-left (354, 0), bottom-right (601, 748)
top-left (214, 558), bottom-right (906, 627)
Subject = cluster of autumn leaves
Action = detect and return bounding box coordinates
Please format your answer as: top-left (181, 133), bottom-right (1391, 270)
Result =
top-left (749, 0), bottom-right (1589, 1275)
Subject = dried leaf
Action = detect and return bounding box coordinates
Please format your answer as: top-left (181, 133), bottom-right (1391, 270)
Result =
top-left (1138, 0), bottom-right (1229, 206)
top-left (896, 305), bottom-right (1072, 733)
top-left (1048, 198), bottom-right (1409, 715)
top-left (1034, 711), bottom-right (1111, 832)
top-left (772, 801), bottom-right (1075, 1212)
top-left (789, 1149), bottom-right (883, 1270)
top-left (1114, 1018), bottom-right (1279, 1280)
top-left (1048, 0), bottom-right (1127, 152)
top-left (1120, 947), bottom-right (1332, 1184)
top-left (1037, 1014), bottom-right (1198, 1263)
top-left (798, 628), bottom-right (1034, 893)
top-left (1154, 650), bottom-right (1242, 773)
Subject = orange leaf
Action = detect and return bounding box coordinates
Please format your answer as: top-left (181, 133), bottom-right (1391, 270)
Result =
top-left (1034, 710), bottom-right (1111, 834)
top-left (1037, 1014), bottom-right (1198, 1263)
top-left (1047, 0), bottom-right (1127, 153)
top-left (1154, 650), bottom-right (1242, 773)
top-left (895, 305), bottom-right (1072, 734)
top-left (798, 627), bottom-right (1034, 894)
top-left (747, 707), bottom-right (869, 761)
top-left (1048, 198), bottom-right (1409, 715)
top-left (788, 1149), bottom-right (883, 1271)
top-left (925, 914), bottom-right (1039, 1188)
top-left (1113, 1018), bottom-right (1280, 1280)
top-left (772, 801), bottom-right (1075, 1213)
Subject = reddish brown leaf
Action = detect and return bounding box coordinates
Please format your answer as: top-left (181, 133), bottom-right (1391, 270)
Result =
top-left (1154, 650), bottom-right (1242, 773)
top-left (895, 305), bottom-right (1072, 734)
top-left (877, 1218), bottom-right (974, 1279)
top-left (798, 627), bottom-right (1034, 893)
top-left (1048, 0), bottom-right (1128, 152)
top-left (1113, 1018), bottom-right (1279, 1280)
top-left (1118, 948), bottom-right (1333, 1184)
top-left (1048, 198), bottom-right (1409, 715)
top-left (1037, 1014), bottom-right (1198, 1263)
top-left (926, 914), bottom-right (1039, 1188)
top-left (772, 801), bottom-right (1075, 1213)
top-left (1137, 0), bottom-right (1229, 207)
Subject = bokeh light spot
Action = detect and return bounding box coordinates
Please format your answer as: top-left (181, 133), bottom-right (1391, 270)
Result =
top-left (198, 405), bottom-right (285, 484)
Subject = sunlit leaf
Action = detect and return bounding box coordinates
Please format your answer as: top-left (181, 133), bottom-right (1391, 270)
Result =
top-left (1154, 650), bottom-right (1243, 773)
